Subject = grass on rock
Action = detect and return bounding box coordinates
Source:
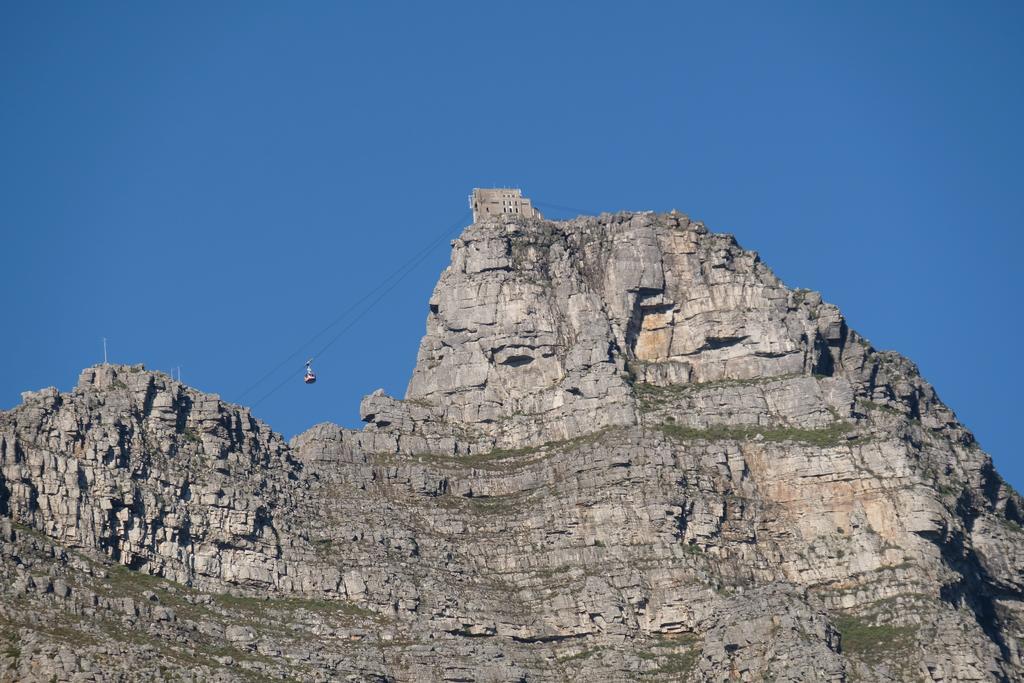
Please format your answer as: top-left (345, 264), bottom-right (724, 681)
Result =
top-left (658, 421), bottom-right (854, 447)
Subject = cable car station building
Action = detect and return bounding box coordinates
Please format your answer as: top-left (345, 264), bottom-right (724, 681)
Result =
top-left (469, 188), bottom-right (542, 223)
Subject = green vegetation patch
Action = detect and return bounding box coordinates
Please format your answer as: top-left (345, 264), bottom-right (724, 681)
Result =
top-left (855, 398), bottom-right (906, 417)
top-left (650, 632), bottom-right (699, 645)
top-left (0, 610), bottom-right (98, 651)
top-left (637, 633), bottom-right (701, 679)
top-left (557, 647), bottom-right (599, 663)
top-left (0, 617), bottom-right (21, 665)
top-left (95, 617), bottom-right (281, 683)
top-left (443, 491), bottom-right (536, 514)
top-left (633, 373), bottom-right (808, 410)
top-left (379, 426), bottom-right (623, 472)
top-left (102, 562), bottom-right (380, 627)
top-left (833, 614), bottom-right (917, 660)
top-left (658, 421), bottom-right (854, 447)
top-left (106, 563), bottom-right (206, 600)
top-left (213, 592), bottom-right (379, 620)
top-left (997, 515), bottom-right (1024, 533)
top-left (104, 562), bottom-right (173, 591)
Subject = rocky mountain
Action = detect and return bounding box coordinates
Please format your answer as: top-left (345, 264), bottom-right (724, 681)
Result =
top-left (1, 210), bottom-right (1022, 682)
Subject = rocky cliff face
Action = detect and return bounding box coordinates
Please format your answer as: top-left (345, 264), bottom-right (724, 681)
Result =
top-left (1, 211), bottom-right (1022, 682)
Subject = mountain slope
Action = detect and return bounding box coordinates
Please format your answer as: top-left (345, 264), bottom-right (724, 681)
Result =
top-left (1, 211), bottom-right (1022, 681)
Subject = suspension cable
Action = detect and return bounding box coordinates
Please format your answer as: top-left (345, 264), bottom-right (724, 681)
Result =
top-left (246, 198), bottom-right (606, 409)
top-left (247, 210), bottom-right (470, 408)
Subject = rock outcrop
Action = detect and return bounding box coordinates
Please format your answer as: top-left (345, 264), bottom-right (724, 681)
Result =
top-left (1, 210), bottom-right (1021, 681)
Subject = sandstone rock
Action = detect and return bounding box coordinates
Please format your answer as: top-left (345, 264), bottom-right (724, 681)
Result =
top-left (1, 211), bottom-right (1020, 681)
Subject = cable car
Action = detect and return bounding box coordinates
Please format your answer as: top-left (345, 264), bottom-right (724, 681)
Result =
top-left (304, 360), bottom-right (317, 384)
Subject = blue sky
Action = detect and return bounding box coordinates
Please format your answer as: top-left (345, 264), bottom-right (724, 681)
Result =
top-left (2, 2), bottom-right (1021, 489)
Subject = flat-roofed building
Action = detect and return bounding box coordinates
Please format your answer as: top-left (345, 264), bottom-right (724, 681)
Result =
top-left (469, 188), bottom-right (542, 222)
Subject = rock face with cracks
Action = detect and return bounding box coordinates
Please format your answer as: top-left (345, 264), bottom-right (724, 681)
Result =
top-left (1, 210), bottom-right (1022, 682)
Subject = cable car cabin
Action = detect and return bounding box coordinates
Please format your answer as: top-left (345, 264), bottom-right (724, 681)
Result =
top-left (304, 370), bottom-right (317, 384)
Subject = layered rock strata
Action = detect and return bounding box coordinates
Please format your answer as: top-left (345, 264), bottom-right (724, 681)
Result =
top-left (1, 211), bottom-right (1021, 682)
